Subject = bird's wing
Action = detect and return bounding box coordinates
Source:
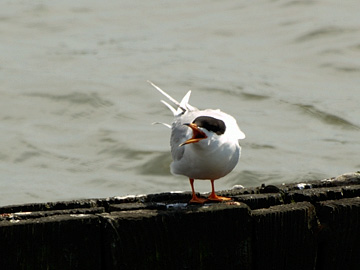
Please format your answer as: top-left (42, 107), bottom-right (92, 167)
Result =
top-left (149, 81), bottom-right (201, 161)
top-left (170, 119), bottom-right (187, 161)
top-left (170, 111), bottom-right (203, 161)
top-left (148, 81), bottom-right (198, 116)
top-left (177, 90), bottom-right (198, 114)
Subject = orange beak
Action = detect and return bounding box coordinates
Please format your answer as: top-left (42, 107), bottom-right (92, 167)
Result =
top-left (179, 123), bottom-right (208, 146)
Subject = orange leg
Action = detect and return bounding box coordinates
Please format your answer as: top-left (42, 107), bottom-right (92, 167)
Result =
top-left (189, 178), bottom-right (207, 204)
top-left (207, 179), bottom-right (232, 202)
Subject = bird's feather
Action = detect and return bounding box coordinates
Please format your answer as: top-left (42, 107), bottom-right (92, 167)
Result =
top-left (152, 122), bottom-right (172, 129)
top-left (148, 81), bottom-right (198, 116)
top-left (160, 100), bottom-right (177, 116)
top-left (150, 81), bottom-right (245, 180)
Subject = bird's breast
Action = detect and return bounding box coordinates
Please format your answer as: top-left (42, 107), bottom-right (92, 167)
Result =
top-left (170, 139), bottom-right (241, 180)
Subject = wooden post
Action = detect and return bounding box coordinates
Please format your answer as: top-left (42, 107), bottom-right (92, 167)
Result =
top-left (0, 172), bottom-right (359, 269)
top-left (100, 204), bottom-right (252, 270)
top-left (252, 202), bottom-right (317, 270)
top-left (316, 197), bottom-right (360, 270)
top-left (0, 213), bottom-right (102, 270)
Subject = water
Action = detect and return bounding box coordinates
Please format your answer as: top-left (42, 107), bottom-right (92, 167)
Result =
top-left (1, 0), bottom-right (359, 207)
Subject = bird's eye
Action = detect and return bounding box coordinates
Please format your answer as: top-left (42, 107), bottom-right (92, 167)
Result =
top-left (192, 116), bottom-right (226, 135)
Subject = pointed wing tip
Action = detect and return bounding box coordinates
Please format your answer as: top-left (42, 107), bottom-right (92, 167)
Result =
top-left (161, 100), bottom-right (177, 115)
top-left (238, 131), bottom-right (246, 140)
top-left (152, 122), bottom-right (172, 128)
top-left (147, 80), bottom-right (156, 87)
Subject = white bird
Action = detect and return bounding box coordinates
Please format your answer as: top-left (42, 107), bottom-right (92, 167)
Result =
top-left (149, 81), bottom-right (245, 203)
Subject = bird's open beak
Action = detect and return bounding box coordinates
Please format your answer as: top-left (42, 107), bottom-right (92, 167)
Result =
top-left (179, 123), bottom-right (208, 146)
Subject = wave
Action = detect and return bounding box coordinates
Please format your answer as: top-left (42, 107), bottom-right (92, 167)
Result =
top-left (294, 26), bottom-right (358, 43)
top-left (295, 104), bottom-right (360, 130)
top-left (26, 92), bottom-right (113, 108)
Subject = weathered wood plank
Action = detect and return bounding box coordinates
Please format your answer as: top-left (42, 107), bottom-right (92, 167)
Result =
top-left (233, 193), bottom-right (284, 209)
top-left (0, 214), bottom-right (102, 270)
top-left (316, 197), bottom-right (360, 270)
top-left (251, 202), bottom-right (317, 270)
top-left (100, 203), bottom-right (252, 270)
top-left (0, 172), bottom-right (359, 269)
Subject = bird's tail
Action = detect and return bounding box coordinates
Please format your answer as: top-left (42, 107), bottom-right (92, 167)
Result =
top-left (148, 81), bottom-right (197, 116)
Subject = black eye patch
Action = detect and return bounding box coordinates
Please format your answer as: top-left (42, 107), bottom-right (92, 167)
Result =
top-left (192, 116), bottom-right (226, 135)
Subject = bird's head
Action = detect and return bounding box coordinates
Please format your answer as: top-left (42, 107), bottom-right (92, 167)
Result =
top-left (179, 116), bottom-right (226, 146)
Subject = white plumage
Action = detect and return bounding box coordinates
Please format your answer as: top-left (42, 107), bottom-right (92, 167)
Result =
top-left (150, 81), bottom-right (245, 203)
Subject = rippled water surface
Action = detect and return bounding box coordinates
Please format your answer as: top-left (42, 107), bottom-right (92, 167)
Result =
top-left (1, 0), bottom-right (359, 206)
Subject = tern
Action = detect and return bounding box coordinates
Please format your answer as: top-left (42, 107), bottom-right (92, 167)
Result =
top-left (149, 81), bottom-right (245, 203)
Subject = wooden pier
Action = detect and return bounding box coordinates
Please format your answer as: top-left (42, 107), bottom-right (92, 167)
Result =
top-left (1, 172), bottom-right (359, 270)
